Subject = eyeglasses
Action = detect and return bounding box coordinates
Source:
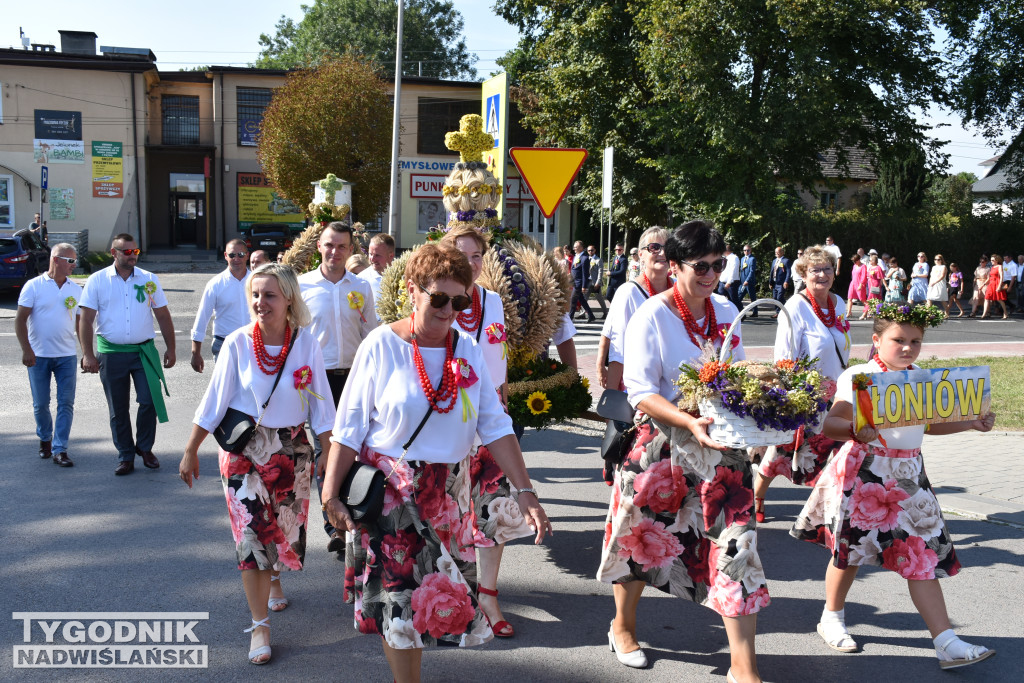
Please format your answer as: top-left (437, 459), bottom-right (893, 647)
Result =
top-left (808, 267), bottom-right (834, 277)
top-left (417, 283), bottom-right (471, 311)
top-left (116, 248), bottom-right (141, 256)
top-left (226, 252), bottom-right (247, 258)
top-left (679, 257), bottom-right (727, 275)
top-left (642, 243), bottom-right (663, 254)
top-left (54, 255), bottom-right (77, 265)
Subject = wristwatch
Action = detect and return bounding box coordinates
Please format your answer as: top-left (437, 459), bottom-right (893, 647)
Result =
top-left (517, 487), bottom-right (538, 499)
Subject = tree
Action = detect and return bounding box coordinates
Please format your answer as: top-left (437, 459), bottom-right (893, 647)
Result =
top-left (925, 171), bottom-right (979, 217)
top-left (257, 57), bottom-right (393, 222)
top-left (872, 142), bottom-right (930, 210)
top-left (254, 0), bottom-right (477, 79)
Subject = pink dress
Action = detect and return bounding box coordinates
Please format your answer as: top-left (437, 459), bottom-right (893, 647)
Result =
top-left (866, 264), bottom-right (885, 298)
top-left (847, 263), bottom-right (868, 302)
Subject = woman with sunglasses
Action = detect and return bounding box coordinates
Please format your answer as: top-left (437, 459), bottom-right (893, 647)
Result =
top-left (928, 254), bottom-right (949, 312)
top-left (981, 253), bottom-right (1009, 319)
top-left (754, 245), bottom-right (849, 525)
top-left (596, 226), bottom-right (671, 394)
top-left (321, 243), bottom-right (550, 683)
top-left (442, 225), bottom-right (534, 640)
top-left (969, 255), bottom-right (990, 317)
top-left (598, 221), bottom-right (767, 683)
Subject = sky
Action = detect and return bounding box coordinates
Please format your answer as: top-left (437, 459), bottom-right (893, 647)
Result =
top-left (4, 0), bottom-right (1000, 177)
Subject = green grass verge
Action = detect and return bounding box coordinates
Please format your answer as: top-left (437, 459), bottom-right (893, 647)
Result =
top-left (916, 356), bottom-right (1023, 431)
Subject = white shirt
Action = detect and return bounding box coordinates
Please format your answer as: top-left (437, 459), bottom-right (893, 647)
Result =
top-left (358, 268), bottom-right (384, 318)
top-left (552, 312), bottom-right (576, 346)
top-left (775, 293), bottom-right (850, 382)
top-left (193, 326), bottom-right (335, 435)
top-left (18, 273), bottom-right (82, 357)
top-left (331, 325), bottom-right (512, 464)
top-left (1002, 260), bottom-right (1018, 282)
top-left (299, 267), bottom-right (377, 370)
top-left (624, 294), bottom-right (744, 408)
top-left (836, 359), bottom-right (924, 449)
top-left (79, 265), bottom-right (168, 345)
top-left (190, 268), bottom-right (251, 342)
top-left (453, 285), bottom-right (506, 387)
top-left (824, 243), bottom-right (842, 262)
top-left (601, 281), bottom-right (649, 364)
top-left (720, 252), bottom-right (740, 284)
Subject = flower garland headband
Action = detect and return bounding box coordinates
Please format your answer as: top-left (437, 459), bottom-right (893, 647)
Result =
top-left (867, 299), bottom-right (946, 328)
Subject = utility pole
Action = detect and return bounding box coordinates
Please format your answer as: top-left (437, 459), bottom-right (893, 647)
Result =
top-left (386, 0), bottom-right (404, 238)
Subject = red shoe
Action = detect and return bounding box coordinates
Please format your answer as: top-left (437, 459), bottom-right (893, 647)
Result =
top-left (477, 586), bottom-right (514, 637)
top-left (755, 497), bottom-right (766, 524)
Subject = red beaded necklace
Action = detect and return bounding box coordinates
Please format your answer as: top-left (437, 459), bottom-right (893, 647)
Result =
top-left (409, 312), bottom-right (457, 413)
top-left (455, 285), bottom-right (482, 332)
top-left (672, 284), bottom-right (717, 347)
top-left (641, 273), bottom-right (657, 297)
top-left (252, 323), bottom-right (291, 375)
top-left (805, 291), bottom-right (838, 328)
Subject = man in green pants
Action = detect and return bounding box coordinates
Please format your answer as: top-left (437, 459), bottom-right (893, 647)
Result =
top-left (80, 233), bottom-right (176, 475)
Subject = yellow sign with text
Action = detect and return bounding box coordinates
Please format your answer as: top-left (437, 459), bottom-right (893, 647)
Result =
top-left (853, 366), bottom-right (991, 430)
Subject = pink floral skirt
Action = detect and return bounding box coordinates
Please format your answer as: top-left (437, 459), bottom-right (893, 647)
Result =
top-left (790, 440), bottom-right (960, 579)
top-left (597, 419), bottom-right (770, 617)
top-left (469, 445), bottom-right (534, 546)
top-left (219, 425), bottom-right (313, 571)
top-left (343, 447), bottom-right (494, 649)
top-left (757, 429), bottom-right (841, 487)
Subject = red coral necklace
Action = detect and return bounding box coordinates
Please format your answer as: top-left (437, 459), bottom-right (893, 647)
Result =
top-left (252, 323), bottom-right (291, 375)
top-left (455, 285), bottom-right (482, 332)
top-left (805, 292), bottom-right (838, 328)
top-left (642, 273), bottom-right (657, 297)
top-left (410, 313), bottom-right (457, 413)
top-left (672, 284), bottom-right (717, 347)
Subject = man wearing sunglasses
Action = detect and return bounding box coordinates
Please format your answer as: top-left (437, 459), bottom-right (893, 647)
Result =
top-left (738, 244), bottom-right (758, 317)
top-left (80, 234), bottom-right (176, 476)
top-left (16, 243), bottom-right (83, 467)
top-left (189, 239), bottom-right (252, 372)
top-left (606, 243), bottom-right (627, 300)
top-left (571, 241), bottom-right (596, 323)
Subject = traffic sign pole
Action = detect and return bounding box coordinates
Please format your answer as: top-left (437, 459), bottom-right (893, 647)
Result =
top-left (39, 165), bottom-right (48, 223)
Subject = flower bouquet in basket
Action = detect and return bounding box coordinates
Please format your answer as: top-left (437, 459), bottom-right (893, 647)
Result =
top-left (674, 346), bottom-right (836, 448)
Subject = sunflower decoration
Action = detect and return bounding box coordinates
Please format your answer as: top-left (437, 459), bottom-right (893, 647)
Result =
top-left (526, 391), bottom-right (551, 415)
top-left (507, 355), bottom-right (593, 429)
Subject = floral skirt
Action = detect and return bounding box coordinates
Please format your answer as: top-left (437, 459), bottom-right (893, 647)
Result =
top-left (598, 419), bottom-right (770, 617)
top-left (343, 447), bottom-right (493, 649)
top-left (219, 425), bottom-right (313, 571)
top-left (757, 429), bottom-right (841, 487)
top-left (790, 440), bottom-right (960, 579)
top-left (469, 445), bottom-right (533, 546)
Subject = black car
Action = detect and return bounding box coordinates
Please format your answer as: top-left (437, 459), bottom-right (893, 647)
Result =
top-left (0, 229), bottom-right (50, 290)
top-left (242, 223), bottom-right (303, 260)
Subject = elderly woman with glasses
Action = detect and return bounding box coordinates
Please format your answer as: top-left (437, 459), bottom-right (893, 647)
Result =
top-left (754, 245), bottom-right (850, 524)
top-left (321, 243), bottom-right (550, 683)
top-left (598, 221), bottom-right (768, 682)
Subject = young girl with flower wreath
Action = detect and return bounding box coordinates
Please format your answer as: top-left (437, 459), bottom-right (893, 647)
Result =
top-left (790, 301), bottom-right (997, 671)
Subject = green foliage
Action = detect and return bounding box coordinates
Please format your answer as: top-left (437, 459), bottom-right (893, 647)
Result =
top-left (256, 57), bottom-right (393, 222)
top-left (925, 172), bottom-right (978, 217)
top-left (254, 0), bottom-right (476, 79)
top-left (506, 356), bottom-right (593, 430)
top-left (871, 142), bottom-right (930, 210)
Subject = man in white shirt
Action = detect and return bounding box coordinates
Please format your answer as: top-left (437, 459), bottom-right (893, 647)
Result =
top-left (79, 234), bottom-right (176, 476)
top-left (718, 244), bottom-right (741, 308)
top-left (249, 249), bottom-right (270, 271)
top-left (358, 231), bottom-right (395, 319)
top-left (824, 236), bottom-right (842, 275)
top-left (15, 243), bottom-right (82, 467)
top-left (190, 239), bottom-right (251, 372)
top-left (300, 222), bottom-right (377, 553)
top-left (1002, 254), bottom-right (1018, 313)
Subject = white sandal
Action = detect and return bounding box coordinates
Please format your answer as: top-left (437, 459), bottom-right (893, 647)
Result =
top-left (244, 618), bottom-right (271, 665)
top-left (268, 574), bottom-right (289, 612)
top-left (934, 631), bottom-right (996, 670)
top-left (817, 620), bottom-right (858, 653)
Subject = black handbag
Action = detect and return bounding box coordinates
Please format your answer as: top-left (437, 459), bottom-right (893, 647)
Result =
top-left (596, 389), bottom-right (637, 469)
top-left (338, 334), bottom-right (458, 525)
top-left (212, 329), bottom-right (296, 453)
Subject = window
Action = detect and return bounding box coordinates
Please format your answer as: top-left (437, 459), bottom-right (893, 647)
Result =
top-left (162, 95), bottom-right (199, 145)
top-left (417, 97), bottom-right (478, 155)
top-left (820, 191), bottom-right (839, 211)
top-left (237, 87), bottom-right (273, 147)
top-left (0, 176), bottom-right (12, 228)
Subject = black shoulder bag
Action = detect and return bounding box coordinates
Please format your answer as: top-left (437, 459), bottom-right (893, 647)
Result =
top-left (213, 328), bottom-right (297, 454)
top-left (339, 333), bottom-right (459, 524)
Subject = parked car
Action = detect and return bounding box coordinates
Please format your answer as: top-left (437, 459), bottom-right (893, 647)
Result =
top-left (241, 223), bottom-right (304, 260)
top-left (0, 229), bottom-right (50, 290)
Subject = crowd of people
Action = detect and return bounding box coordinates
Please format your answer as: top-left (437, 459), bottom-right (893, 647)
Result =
top-left (15, 222), bottom-right (1005, 681)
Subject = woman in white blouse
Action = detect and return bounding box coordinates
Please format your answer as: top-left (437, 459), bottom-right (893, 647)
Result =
top-left (598, 221), bottom-right (767, 683)
top-left (180, 263), bottom-right (336, 665)
top-left (754, 245), bottom-right (850, 522)
top-left (321, 243), bottom-right (550, 683)
top-left (442, 225), bottom-right (533, 639)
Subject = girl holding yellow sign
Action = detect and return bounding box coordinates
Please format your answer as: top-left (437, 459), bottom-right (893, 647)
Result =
top-left (790, 302), bottom-right (997, 671)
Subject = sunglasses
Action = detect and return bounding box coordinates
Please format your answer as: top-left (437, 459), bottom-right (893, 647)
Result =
top-left (226, 252), bottom-right (247, 258)
top-left (680, 257), bottom-right (728, 275)
top-left (417, 283), bottom-right (471, 311)
top-left (54, 255), bottom-right (77, 265)
top-left (116, 248), bottom-right (141, 256)
top-left (642, 243), bottom-right (664, 254)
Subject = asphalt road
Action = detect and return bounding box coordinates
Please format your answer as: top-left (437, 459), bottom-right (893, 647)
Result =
top-left (1, 272), bottom-right (1021, 681)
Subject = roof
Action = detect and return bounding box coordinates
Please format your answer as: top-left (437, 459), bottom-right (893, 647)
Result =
top-left (817, 145), bottom-right (878, 181)
top-left (972, 133), bottom-right (1023, 195)
top-left (0, 47), bottom-right (154, 72)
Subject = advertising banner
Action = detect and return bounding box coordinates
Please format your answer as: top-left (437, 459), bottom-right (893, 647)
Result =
top-left (853, 366), bottom-right (991, 430)
top-left (236, 173), bottom-right (304, 231)
top-left (34, 139), bottom-right (85, 164)
top-left (34, 110), bottom-right (82, 140)
top-left (49, 188), bottom-right (75, 220)
top-left (92, 141), bottom-right (124, 198)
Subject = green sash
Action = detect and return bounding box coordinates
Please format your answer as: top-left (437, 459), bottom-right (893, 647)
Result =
top-left (97, 336), bottom-right (170, 423)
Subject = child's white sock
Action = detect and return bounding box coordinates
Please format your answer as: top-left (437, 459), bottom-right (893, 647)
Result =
top-left (933, 629), bottom-right (990, 662)
top-left (818, 608), bottom-right (856, 650)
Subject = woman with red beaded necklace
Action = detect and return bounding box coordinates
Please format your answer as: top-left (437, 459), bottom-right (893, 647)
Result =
top-left (441, 224), bottom-right (534, 640)
top-left (180, 263), bottom-right (335, 665)
top-left (320, 243), bottom-right (550, 683)
top-left (754, 245), bottom-right (850, 522)
top-left (596, 226), bottom-right (671, 394)
top-left (598, 221), bottom-right (767, 683)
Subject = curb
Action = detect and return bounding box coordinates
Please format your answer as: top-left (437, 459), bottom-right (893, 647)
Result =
top-left (935, 488), bottom-right (1024, 530)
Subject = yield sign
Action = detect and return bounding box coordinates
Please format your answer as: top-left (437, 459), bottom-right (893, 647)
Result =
top-left (508, 147), bottom-right (588, 218)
